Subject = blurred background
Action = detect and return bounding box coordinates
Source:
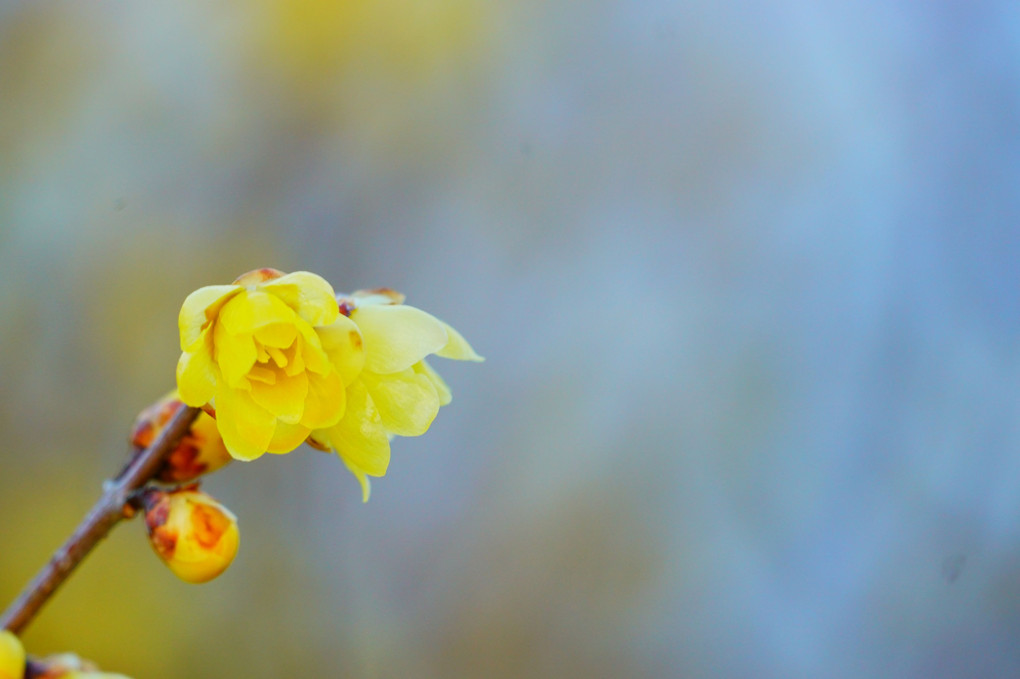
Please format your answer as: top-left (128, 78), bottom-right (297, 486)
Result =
top-left (1, 1), bottom-right (1020, 677)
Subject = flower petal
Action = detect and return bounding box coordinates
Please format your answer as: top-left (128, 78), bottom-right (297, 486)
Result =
top-left (213, 321), bottom-right (257, 388)
top-left (179, 285), bottom-right (240, 351)
top-left (265, 420), bottom-right (312, 454)
top-left (342, 460), bottom-right (373, 503)
top-left (353, 304), bottom-right (449, 374)
top-left (414, 359), bottom-right (452, 406)
top-left (260, 271), bottom-right (339, 327)
top-left (215, 385), bottom-right (276, 461)
top-left (362, 368), bottom-right (440, 437)
top-left (301, 370), bottom-right (346, 429)
top-left (177, 343), bottom-right (218, 406)
top-left (436, 321), bottom-right (484, 362)
top-left (219, 290), bottom-right (299, 335)
top-left (326, 381), bottom-right (391, 476)
top-left (315, 315), bottom-right (365, 384)
top-left (249, 368), bottom-right (308, 424)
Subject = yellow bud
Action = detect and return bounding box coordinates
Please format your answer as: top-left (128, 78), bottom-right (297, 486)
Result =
top-left (0, 631), bottom-right (24, 679)
top-left (24, 652), bottom-right (131, 679)
top-left (142, 488), bottom-right (240, 584)
top-left (130, 393), bottom-right (233, 484)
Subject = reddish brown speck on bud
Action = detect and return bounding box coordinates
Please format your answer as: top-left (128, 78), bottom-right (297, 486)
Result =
top-left (337, 298), bottom-right (356, 316)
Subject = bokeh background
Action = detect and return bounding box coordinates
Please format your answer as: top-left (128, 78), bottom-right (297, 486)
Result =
top-left (2, 2), bottom-right (1020, 677)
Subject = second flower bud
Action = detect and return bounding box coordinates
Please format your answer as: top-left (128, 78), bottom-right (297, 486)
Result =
top-left (141, 488), bottom-right (240, 584)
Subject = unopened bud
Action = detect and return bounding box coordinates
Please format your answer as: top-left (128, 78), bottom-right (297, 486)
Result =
top-left (25, 653), bottom-right (130, 679)
top-left (131, 393), bottom-right (232, 484)
top-left (142, 488), bottom-right (240, 584)
top-left (0, 631), bottom-right (24, 679)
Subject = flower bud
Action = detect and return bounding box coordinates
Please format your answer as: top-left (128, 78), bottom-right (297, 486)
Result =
top-left (0, 631), bottom-right (24, 679)
top-left (130, 393), bottom-right (232, 484)
top-left (142, 488), bottom-right (240, 584)
top-left (25, 653), bottom-right (131, 679)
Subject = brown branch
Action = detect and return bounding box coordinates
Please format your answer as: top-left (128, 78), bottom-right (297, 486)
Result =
top-left (0, 405), bottom-right (202, 635)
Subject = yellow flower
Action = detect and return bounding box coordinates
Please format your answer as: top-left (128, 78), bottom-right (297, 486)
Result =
top-left (0, 631), bottom-right (24, 679)
top-left (142, 488), bottom-right (240, 584)
top-left (311, 289), bottom-right (482, 501)
top-left (130, 392), bottom-right (233, 483)
top-left (176, 268), bottom-right (364, 460)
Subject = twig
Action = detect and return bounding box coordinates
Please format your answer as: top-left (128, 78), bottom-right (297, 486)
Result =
top-left (0, 405), bottom-right (202, 635)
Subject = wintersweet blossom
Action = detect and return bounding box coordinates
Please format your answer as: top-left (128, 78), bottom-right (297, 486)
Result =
top-left (142, 488), bottom-right (240, 584)
top-left (176, 269), bottom-right (363, 460)
top-left (310, 289), bottom-right (482, 501)
top-left (0, 631), bottom-right (23, 679)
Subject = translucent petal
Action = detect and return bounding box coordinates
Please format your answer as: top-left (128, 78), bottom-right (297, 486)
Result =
top-left (436, 321), bottom-right (484, 362)
top-left (249, 369), bottom-right (308, 423)
top-left (219, 290), bottom-right (299, 335)
top-left (414, 359), bottom-right (452, 406)
top-left (326, 381), bottom-right (390, 476)
top-left (176, 344), bottom-right (218, 406)
top-left (215, 385), bottom-right (275, 461)
top-left (316, 315), bottom-right (365, 384)
top-left (301, 370), bottom-right (346, 429)
top-left (341, 459), bottom-right (373, 503)
top-left (213, 321), bottom-right (257, 388)
top-left (265, 421), bottom-right (312, 454)
top-left (255, 322), bottom-right (299, 349)
top-left (260, 271), bottom-right (339, 327)
top-left (179, 285), bottom-right (239, 351)
top-left (354, 304), bottom-right (448, 374)
top-left (363, 368), bottom-right (440, 437)
top-left (296, 323), bottom-right (330, 374)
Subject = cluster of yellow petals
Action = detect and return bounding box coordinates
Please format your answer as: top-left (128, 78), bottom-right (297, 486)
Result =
top-left (177, 269), bottom-right (363, 461)
top-left (310, 289), bottom-right (483, 500)
top-left (176, 270), bottom-right (482, 499)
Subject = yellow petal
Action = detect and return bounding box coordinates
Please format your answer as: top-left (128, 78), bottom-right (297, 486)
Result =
top-left (249, 369), bottom-right (308, 423)
top-left (326, 381), bottom-right (390, 476)
top-left (414, 359), bottom-right (452, 406)
top-left (176, 344), bottom-right (218, 407)
top-left (219, 290), bottom-right (299, 335)
top-left (0, 630), bottom-right (24, 679)
top-left (214, 385), bottom-right (276, 461)
top-left (341, 460), bottom-right (373, 503)
top-left (265, 420), bottom-right (312, 454)
top-left (254, 322), bottom-right (299, 349)
top-left (295, 323), bottom-right (331, 375)
top-left (260, 271), bottom-right (339, 327)
top-left (315, 315), bottom-right (365, 384)
top-left (436, 321), bottom-right (484, 362)
top-left (353, 304), bottom-right (448, 374)
top-left (179, 285), bottom-right (240, 351)
top-left (363, 368), bottom-right (440, 437)
top-left (213, 321), bottom-right (257, 388)
top-left (301, 370), bottom-right (346, 429)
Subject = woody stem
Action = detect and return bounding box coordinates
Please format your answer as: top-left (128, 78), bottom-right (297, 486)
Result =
top-left (0, 405), bottom-right (201, 635)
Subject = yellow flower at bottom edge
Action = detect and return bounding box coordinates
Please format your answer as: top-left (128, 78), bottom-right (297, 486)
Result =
top-left (311, 290), bottom-right (483, 501)
top-left (176, 268), bottom-right (364, 461)
top-left (0, 631), bottom-right (24, 679)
